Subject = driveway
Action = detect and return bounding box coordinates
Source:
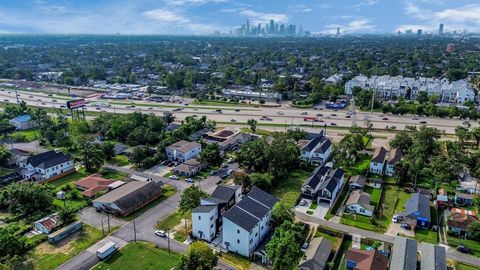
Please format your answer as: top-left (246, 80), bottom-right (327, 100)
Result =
top-left (78, 207), bottom-right (126, 230)
top-left (385, 222), bottom-right (414, 238)
top-left (294, 199), bottom-right (329, 220)
top-left (144, 164), bottom-right (171, 177)
top-left (3, 139), bottom-right (48, 153)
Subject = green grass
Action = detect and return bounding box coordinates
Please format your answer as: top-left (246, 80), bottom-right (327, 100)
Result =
top-left (33, 224), bottom-right (104, 270)
top-left (415, 229), bottom-right (438, 244)
top-left (220, 252), bottom-right (251, 270)
top-left (0, 167), bottom-right (13, 177)
top-left (49, 170), bottom-right (90, 187)
top-left (53, 197), bottom-right (87, 211)
top-left (341, 214), bottom-right (378, 231)
top-left (456, 263), bottom-right (480, 270)
top-left (192, 100), bottom-right (259, 108)
top-left (326, 185), bottom-right (349, 219)
top-left (9, 129), bottom-right (40, 142)
top-left (272, 169), bottom-right (311, 207)
top-left (240, 127), bottom-right (273, 136)
top-left (375, 186), bottom-right (410, 231)
top-left (94, 242), bottom-right (181, 270)
top-left (447, 235), bottom-right (480, 257)
top-left (100, 169), bottom-right (128, 180)
top-left (120, 185), bottom-right (177, 221)
top-left (156, 210), bottom-right (190, 242)
top-left (112, 100), bottom-right (257, 111)
top-left (109, 155), bottom-right (130, 166)
top-left (364, 186), bottom-right (382, 206)
top-left (314, 231), bottom-right (341, 250)
top-left (309, 202), bottom-right (318, 210)
top-left (344, 154), bottom-right (371, 176)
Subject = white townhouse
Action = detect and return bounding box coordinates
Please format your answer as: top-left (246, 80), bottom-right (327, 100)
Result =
top-left (299, 131), bottom-right (333, 166)
top-left (222, 187), bottom-right (279, 258)
top-left (192, 185), bottom-right (242, 242)
top-left (370, 147), bottom-right (402, 176)
top-left (17, 150), bottom-right (75, 182)
top-left (165, 140), bottom-right (201, 163)
top-left (301, 163), bottom-right (345, 206)
top-left (345, 75), bottom-right (475, 104)
top-left (369, 147), bottom-right (387, 175)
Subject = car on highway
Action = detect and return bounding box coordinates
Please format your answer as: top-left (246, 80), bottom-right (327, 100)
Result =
top-left (215, 109), bottom-right (222, 113)
top-left (235, 109), bottom-right (240, 112)
top-left (301, 112), bottom-right (308, 115)
top-left (52, 99), bottom-right (57, 102)
top-left (382, 117), bottom-right (389, 120)
top-left (419, 121), bottom-right (427, 124)
top-left (60, 105), bottom-right (66, 108)
top-left (3, 99), bottom-right (8, 102)
top-left (41, 102), bottom-right (46, 105)
top-left (277, 111), bottom-right (284, 115)
top-left (412, 116), bottom-right (419, 120)
top-left (230, 119), bottom-right (237, 123)
top-left (37, 99), bottom-right (41, 101)
top-left (316, 113), bottom-right (323, 117)
top-left (330, 113), bottom-right (337, 117)
top-left (96, 107), bottom-right (101, 110)
top-left (29, 95), bottom-right (33, 98)
top-left (154, 230), bottom-right (167, 237)
top-left (330, 123), bottom-right (337, 126)
top-left (345, 115), bottom-right (351, 118)
top-left (173, 108), bottom-right (182, 112)
top-left (193, 108), bottom-right (198, 111)
top-left (185, 178), bottom-right (194, 183)
top-left (148, 107), bottom-right (153, 110)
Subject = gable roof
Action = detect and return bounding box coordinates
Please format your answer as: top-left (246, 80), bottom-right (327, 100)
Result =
top-left (346, 190), bottom-right (374, 212)
top-left (193, 205), bottom-right (217, 213)
top-left (421, 243), bottom-right (446, 270)
top-left (319, 168), bottom-right (344, 193)
top-left (371, 147), bottom-right (387, 163)
top-left (26, 150), bottom-right (72, 169)
top-left (76, 174), bottom-right (115, 198)
top-left (314, 139), bottom-right (332, 154)
top-left (35, 214), bottom-right (60, 231)
top-left (303, 165), bottom-right (329, 189)
top-left (390, 237), bottom-right (418, 270)
top-left (236, 197), bottom-right (270, 219)
top-left (211, 185), bottom-right (240, 202)
top-left (247, 186), bottom-right (279, 209)
top-left (223, 205), bottom-right (260, 231)
top-left (400, 193), bottom-right (431, 222)
top-left (387, 148), bottom-right (402, 164)
top-left (345, 249), bottom-right (388, 270)
top-left (298, 237), bottom-right (332, 270)
top-left (167, 140), bottom-right (201, 153)
top-left (447, 208), bottom-right (478, 231)
top-left (349, 175), bottom-right (366, 187)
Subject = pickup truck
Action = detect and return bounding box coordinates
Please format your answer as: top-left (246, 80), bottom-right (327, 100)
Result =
top-left (96, 241), bottom-right (117, 260)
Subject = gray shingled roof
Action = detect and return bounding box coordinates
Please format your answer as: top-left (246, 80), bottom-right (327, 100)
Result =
top-left (236, 197), bottom-right (270, 219)
top-left (390, 237), bottom-right (418, 270)
top-left (400, 193), bottom-right (431, 222)
top-left (298, 237), bottom-right (332, 270)
top-left (193, 205), bottom-right (217, 213)
top-left (421, 243), bottom-right (446, 270)
top-left (223, 205), bottom-right (259, 231)
top-left (371, 146), bottom-right (387, 163)
top-left (248, 187), bottom-right (279, 208)
top-left (211, 185), bottom-right (240, 202)
top-left (26, 150), bottom-right (71, 169)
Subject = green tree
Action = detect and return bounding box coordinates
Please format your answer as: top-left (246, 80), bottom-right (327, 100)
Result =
top-left (247, 119), bottom-right (257, 133)
top-left (471, 127), bottom-right (480, 148)
top-left (199, 143), bottom-right (222, 166)
top-left (271, 201), bottom-right (294, 228)
top-left (76, 138), bottom-right (105, 172)
top-left (100, 141), bottom-right (115, 161)
top-left (179, 186), bottom-right (208, 214)
top-left (389, 131), bottom-right (413, 153)
top-left (232, 172), bottom-right (252, 194)
top-left (287, 128), bottom-right (307, 143)
top-left (0, 145), bottom-right (12, 167)
top-left (0, 183), bottom-right (54, 218)
top-left (0, 227), bottom-right (29, 262)
top-left (455, 126), bottom-right (470, 149)
top-left (58, 207), bottom-right (76, 225)
top-left (177, 241), bottom-right (218, 270)
top-left (266, 221), bottom-right (303, 270)
top-left (467, 222), bottom-right (480, 241)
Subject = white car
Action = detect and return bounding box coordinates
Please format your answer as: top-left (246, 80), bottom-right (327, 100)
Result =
top-left (277, 111), bottom-right (284, 115)
top-left (299, 199), bottom-right (307, 206)
top-left (392, 214), bottom-right (399, 223)
top-left (155, 230), bottom-right (166, 237)
top-left (169, 175), bottom-right (179, 180)
top-left (185, 178), bottom-right (194, 183)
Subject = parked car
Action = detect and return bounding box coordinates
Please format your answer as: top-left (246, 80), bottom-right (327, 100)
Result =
top-left (401, 223), bottom-right (411, 230)
top-left (210, 170), bottom-right (217, 175)
top-left (169, 175), bottom-right (179, 180)
top-left (227, 158), bottom-right (234, 163)
top-left (185, 178), bottom-right (194, 183)
top-left (330, 123), bottom-right (337, 126)
top-left (457, 245), bottom-right (470, 254)
top-left (392, 214), bottom-right (399, 223)
top-left (155, 230), bottom-right (167, 237)
top-left (301, 242), bottom-right (309, 251)
top-left (299, 199), bottom-right (307, 206)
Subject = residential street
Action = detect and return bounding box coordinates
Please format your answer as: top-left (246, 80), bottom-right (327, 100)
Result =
top-left (295, 211), bottom-right (480, 267)
top-left (56, 165), bottom-right (234, 270)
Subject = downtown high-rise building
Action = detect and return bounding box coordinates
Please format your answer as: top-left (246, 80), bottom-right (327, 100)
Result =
top-left (234, 19), bottom-right (307, 37)
top-left (439, 23), bottom-right (444, 35)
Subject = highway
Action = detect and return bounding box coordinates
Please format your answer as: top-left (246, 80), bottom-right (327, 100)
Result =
top-left (0, 89), bottom-right (476, 134)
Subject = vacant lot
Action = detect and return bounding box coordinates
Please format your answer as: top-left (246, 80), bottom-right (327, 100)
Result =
top-left (272, 169), bottom-right (311, 207)
top-left (94, 242), bottom-right (180, 270)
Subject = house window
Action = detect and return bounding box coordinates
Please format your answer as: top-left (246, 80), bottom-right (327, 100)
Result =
top-left (237, 239), bottom-right (240, 244)
top-left (210, 224), bottom-right (213, 228)
top-left (360, 208), bottom-right (365, 213)
top-left (237, 229), bottom-right (240, 234)
top-left (198, 216), bottom-right (201, 220)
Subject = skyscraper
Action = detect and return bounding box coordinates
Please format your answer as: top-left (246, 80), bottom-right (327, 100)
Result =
top-left (269, 20), bottom-right (274, 34)
top-left (417, 29), bottom-right (422, 36)
top-left (439, 23), bottom-right (444, 35)
top-left (336, 27), bottom-right (340, 36)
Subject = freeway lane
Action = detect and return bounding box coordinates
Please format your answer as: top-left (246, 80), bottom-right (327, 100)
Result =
top-left (0, 89), bottom-right (476, 134)
top-left (295, 211), bottom-right (480, 267)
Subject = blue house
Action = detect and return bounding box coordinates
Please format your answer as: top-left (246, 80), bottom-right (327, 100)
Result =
top-left (455, 192), bottom-right (474, 206)
top-left (400, 193), bottom-right (431, 229)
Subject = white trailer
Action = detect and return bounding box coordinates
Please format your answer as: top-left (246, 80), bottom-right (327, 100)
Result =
top-left (96, 241), bottom-right (117, 260)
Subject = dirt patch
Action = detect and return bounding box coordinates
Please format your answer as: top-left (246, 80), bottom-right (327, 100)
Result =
top-left (35, 231), bottom-right (82, 255)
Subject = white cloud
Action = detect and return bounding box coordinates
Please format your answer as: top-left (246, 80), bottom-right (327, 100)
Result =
top-left (164, 0), bottom-right (228, 6)
top-left (353, 0), bottom-right (379, 8)
top-left (239, 10), bottom-right (289, 25)
top-left (402, 1), bottom-right (480, 32)
top-left (289, 4), bottom-right (312, 13)
top-left (324, 19), bottom-right (376, 34)
top-left (143, 9), bottom-right (190, 24)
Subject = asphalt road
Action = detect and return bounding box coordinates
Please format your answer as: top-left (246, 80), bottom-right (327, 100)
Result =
top-left (1, 89), bottom-right (476, 134)
top-left (56, 165), bottom-right (234, 270)
top-left (295, 211), bottom-right (480, 267)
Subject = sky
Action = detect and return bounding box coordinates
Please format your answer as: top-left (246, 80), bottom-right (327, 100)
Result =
top-left (0, 0), bottom-right (480, 35)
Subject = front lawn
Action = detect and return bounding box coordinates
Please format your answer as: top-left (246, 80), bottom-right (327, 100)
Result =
top-left (49, 170), bottom-right (90, 187)
top-left (456, 262), bottom-right (480, 270)
top-left (220, 252), bottom-right (251, 270)
top-left (314, 231), bottom-right (342, 250)
top-left (100, 169), bottom-right (128, 180)
top-left (120, 185), bottom-right (177, 221)
top-left (94, 242), bottom-right (181, 270)
top-left (364, 186), bottom-right (382, 206)
top-left (156, 210), bottom-right (190, 242)
top-left (109, 155), bottom-right (130, 166)
top-left (9, 129), bottom-right (40, 142)
top-left (326, 185), bottom-right (349, 219)
top-left (415, 229), bottom-right (438, 244)
top-left (272, 169), bottom-right (311, 207)
top-left (376, 186), bottom-right (410, 230)
top-left (341, 214), bottom-right (378, 232)
top-left (33, 224), bottom-right (104, 270)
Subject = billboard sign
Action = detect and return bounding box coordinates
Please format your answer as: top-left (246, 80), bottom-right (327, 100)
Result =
top-left (66, 99), bottom-right (86, 109)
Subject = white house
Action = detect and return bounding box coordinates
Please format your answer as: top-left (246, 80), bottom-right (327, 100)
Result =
top-left (345, 190), bottom-right (374, 217)
top-left (9, 114), bottom-right (37, 130)
top-left (301, 163), bottom-right (344, 206)
top-left (369, 147), bottom-right (387, 175)
top-left (192, 185), bottom-right (242, 242)
top-left (300, 131), bottom-right (333, 166)
top-left (165, 140), bottom-right (201, 163)
top-left (192, 205), bottom-right (218, 242)
top-left (385, 148), bottom-right (402, 177)
top-left (17, 150), bottom-right (75, 182)
top-left (222, 187), bottom-right (278, 258)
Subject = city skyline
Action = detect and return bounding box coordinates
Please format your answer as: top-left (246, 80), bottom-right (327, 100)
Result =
top-left (0, 1), bottom-right (479, 35)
